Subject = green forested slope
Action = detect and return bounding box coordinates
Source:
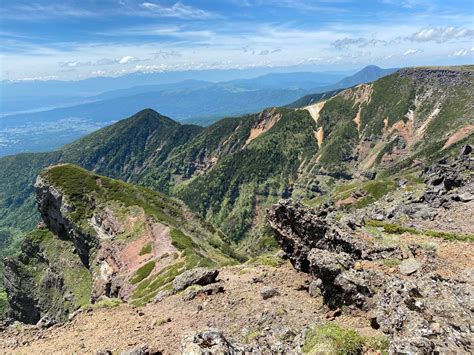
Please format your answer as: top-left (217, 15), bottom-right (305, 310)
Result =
top-left (1, 66), bottom-right (473, 259)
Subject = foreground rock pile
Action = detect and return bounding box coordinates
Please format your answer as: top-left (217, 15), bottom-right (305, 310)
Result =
top-left (268, 199), bottom-right (473, 353)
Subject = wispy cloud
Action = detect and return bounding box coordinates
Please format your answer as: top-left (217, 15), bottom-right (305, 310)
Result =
top-left (119, 56), bottom-right (138, 64)
top-left (451, 48), bottom-right (474, 57)
top-left (139, 2), bottom-right (217, 19)
top-left (1, 3), bottom-right (97, 20)
top-left (409, 26), bottom-right (474, 43)
top-left (403, 48), bottom-right (423, 55)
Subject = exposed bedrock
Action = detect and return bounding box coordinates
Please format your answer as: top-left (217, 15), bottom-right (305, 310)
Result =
top-left (267, 199), bottom-right (473, 353)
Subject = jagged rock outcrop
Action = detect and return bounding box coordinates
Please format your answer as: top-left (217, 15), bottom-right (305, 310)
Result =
top-left (421, 146), bottom-right (473, 208)
top-left (268, 199), bottom-right (473, 353)
top-left (268, 200), bottom-right (402, 309)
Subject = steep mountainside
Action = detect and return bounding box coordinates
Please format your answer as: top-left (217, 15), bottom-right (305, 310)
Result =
top-left (4, 164), bottom-right (239, 323)
top-left (1, 66), bottom-right (474, 353)
top-left (1, 65), bottom-right (392, 157)
top-left (2, 145), bottom-right (472, 353)
top-left (1, 66), bottom-right (473, 257)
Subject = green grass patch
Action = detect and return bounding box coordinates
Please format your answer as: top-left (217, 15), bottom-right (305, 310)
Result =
top-left (170, 229), bottom-right (198, 253)
top-left (246, 253), bottom-right (280, 267)
top-left (244, 329), bottom-right (262, 343)
top-left (303, 323), bottom-right (390, 355)
top-left (130, 261), bottom-right (156, 284)
top-left (155, 317), bottom-right (171, 326)
top-left (331, 178), bottom-right (396, 209)
top-left (364, 334), bottom-right (390, 354)
top-left (366, 220), bottom-right (474, 242)
top-left (85, 298), bottom-right (122, 310)
top-left (208, 236), bottom-right (248, 263)
top-left (303, 322), bottom-right (365, 354)
top-left (383, 258), bottom-right (401, 268)
top-left (139, 242), bottom-right (152, 256)
top-left (131, 261), bottom-right (186, 303)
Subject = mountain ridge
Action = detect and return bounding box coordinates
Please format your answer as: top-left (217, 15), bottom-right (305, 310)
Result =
top-left (0, 65), bottom-right (395, 157)
top-left (0, 65), bottom-right (472, 258)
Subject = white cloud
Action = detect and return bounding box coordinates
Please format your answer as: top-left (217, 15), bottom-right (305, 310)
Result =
top-left (403, 48), bottom-right (422, 55)
top-left (140, 2), bottom-right (216, 19)
top-left (451, 48), bottom-right (474, 56)
top-left (409, 26), bottom-right (474, 43)
top-left (119, 56), bottom-right (138, 64)
top-left (1, 3), bottom-right (96, 20)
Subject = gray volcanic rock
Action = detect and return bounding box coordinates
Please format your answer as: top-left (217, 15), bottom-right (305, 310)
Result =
top-left (267, 198), bottom-right (474, 353)
top-left (376, 275), bottom-right (473, 353)
top-left (399, 258), bottom-right (421, 275)
top-left (172, 268), bottom-right (219, 293)
top-left (260, 286), bottom-right (280, 300)
top-left (182, 283), bottom-right (224, 301)
top-left (181, 329), bottom-right (249, 354)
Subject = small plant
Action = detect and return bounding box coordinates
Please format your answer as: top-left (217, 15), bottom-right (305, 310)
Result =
top-left (139, 242), bottom-right (152, 256)
top-left (303, 322), bottom-right (365, 354)
top-left (383, 258), bottom-right (401, 268)
top-left (246, 253), bottom-right (280, 267)
top-left (418, 242), bottom-right (437, 251)
top-left (155, 317), bottom-right (171, 326)
top-left (364, 334), bottom-right (390, 354)
top-left (84, 298), bottom-right (122, 310)
top-left (303, 323), bottom-right (390, 355)
top-left (244, 329), bottom-right (262, 343)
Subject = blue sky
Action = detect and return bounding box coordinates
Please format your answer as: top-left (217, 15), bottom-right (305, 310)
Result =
top-left (1, 0), bottom-right (473, 80)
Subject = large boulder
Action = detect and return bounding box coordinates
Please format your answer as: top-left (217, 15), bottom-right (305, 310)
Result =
top-left (172, 268), bottom-right (219, 293)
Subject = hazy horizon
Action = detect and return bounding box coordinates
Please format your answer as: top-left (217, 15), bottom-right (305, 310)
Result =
top-left (1, 0), bottom-right (473, 81)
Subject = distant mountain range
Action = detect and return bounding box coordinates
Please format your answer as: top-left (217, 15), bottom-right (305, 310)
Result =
top-left (0, 65), bottom-right (396, 157)
top-left (1, 65), bottom-right (471, 259)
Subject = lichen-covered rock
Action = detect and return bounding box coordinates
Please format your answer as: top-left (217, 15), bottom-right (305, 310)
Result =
top-left (172, 268), bottom-right (219, 292)
top-left (376, 276), bottom-right (473, 353)
top-left (308, 249), bottom-right (354, 280)
top-left (181, 329), bottom-right (249, 354)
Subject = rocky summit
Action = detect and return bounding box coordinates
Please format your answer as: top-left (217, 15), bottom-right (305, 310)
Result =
top-left (0, 66), bottom-right (473, 354)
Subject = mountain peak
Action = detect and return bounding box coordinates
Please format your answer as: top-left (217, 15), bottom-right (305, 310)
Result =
top-left (129, 108), bottom-right (178, 126)
top-left (336, 65), bottom-right (398, 88)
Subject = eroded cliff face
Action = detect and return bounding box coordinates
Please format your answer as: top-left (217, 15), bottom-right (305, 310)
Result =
top-left (35, 174), bottom-right (99, 266)
top-left (3, 174), bottom-right (137, 324)
top-left (4, 164), bottom-right (237, 325)
top-left (268, 199), bottom-right (473, 353)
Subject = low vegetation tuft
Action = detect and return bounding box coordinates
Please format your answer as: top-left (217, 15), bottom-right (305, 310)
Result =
top-left (303, 322), bottom-right (390, 354)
